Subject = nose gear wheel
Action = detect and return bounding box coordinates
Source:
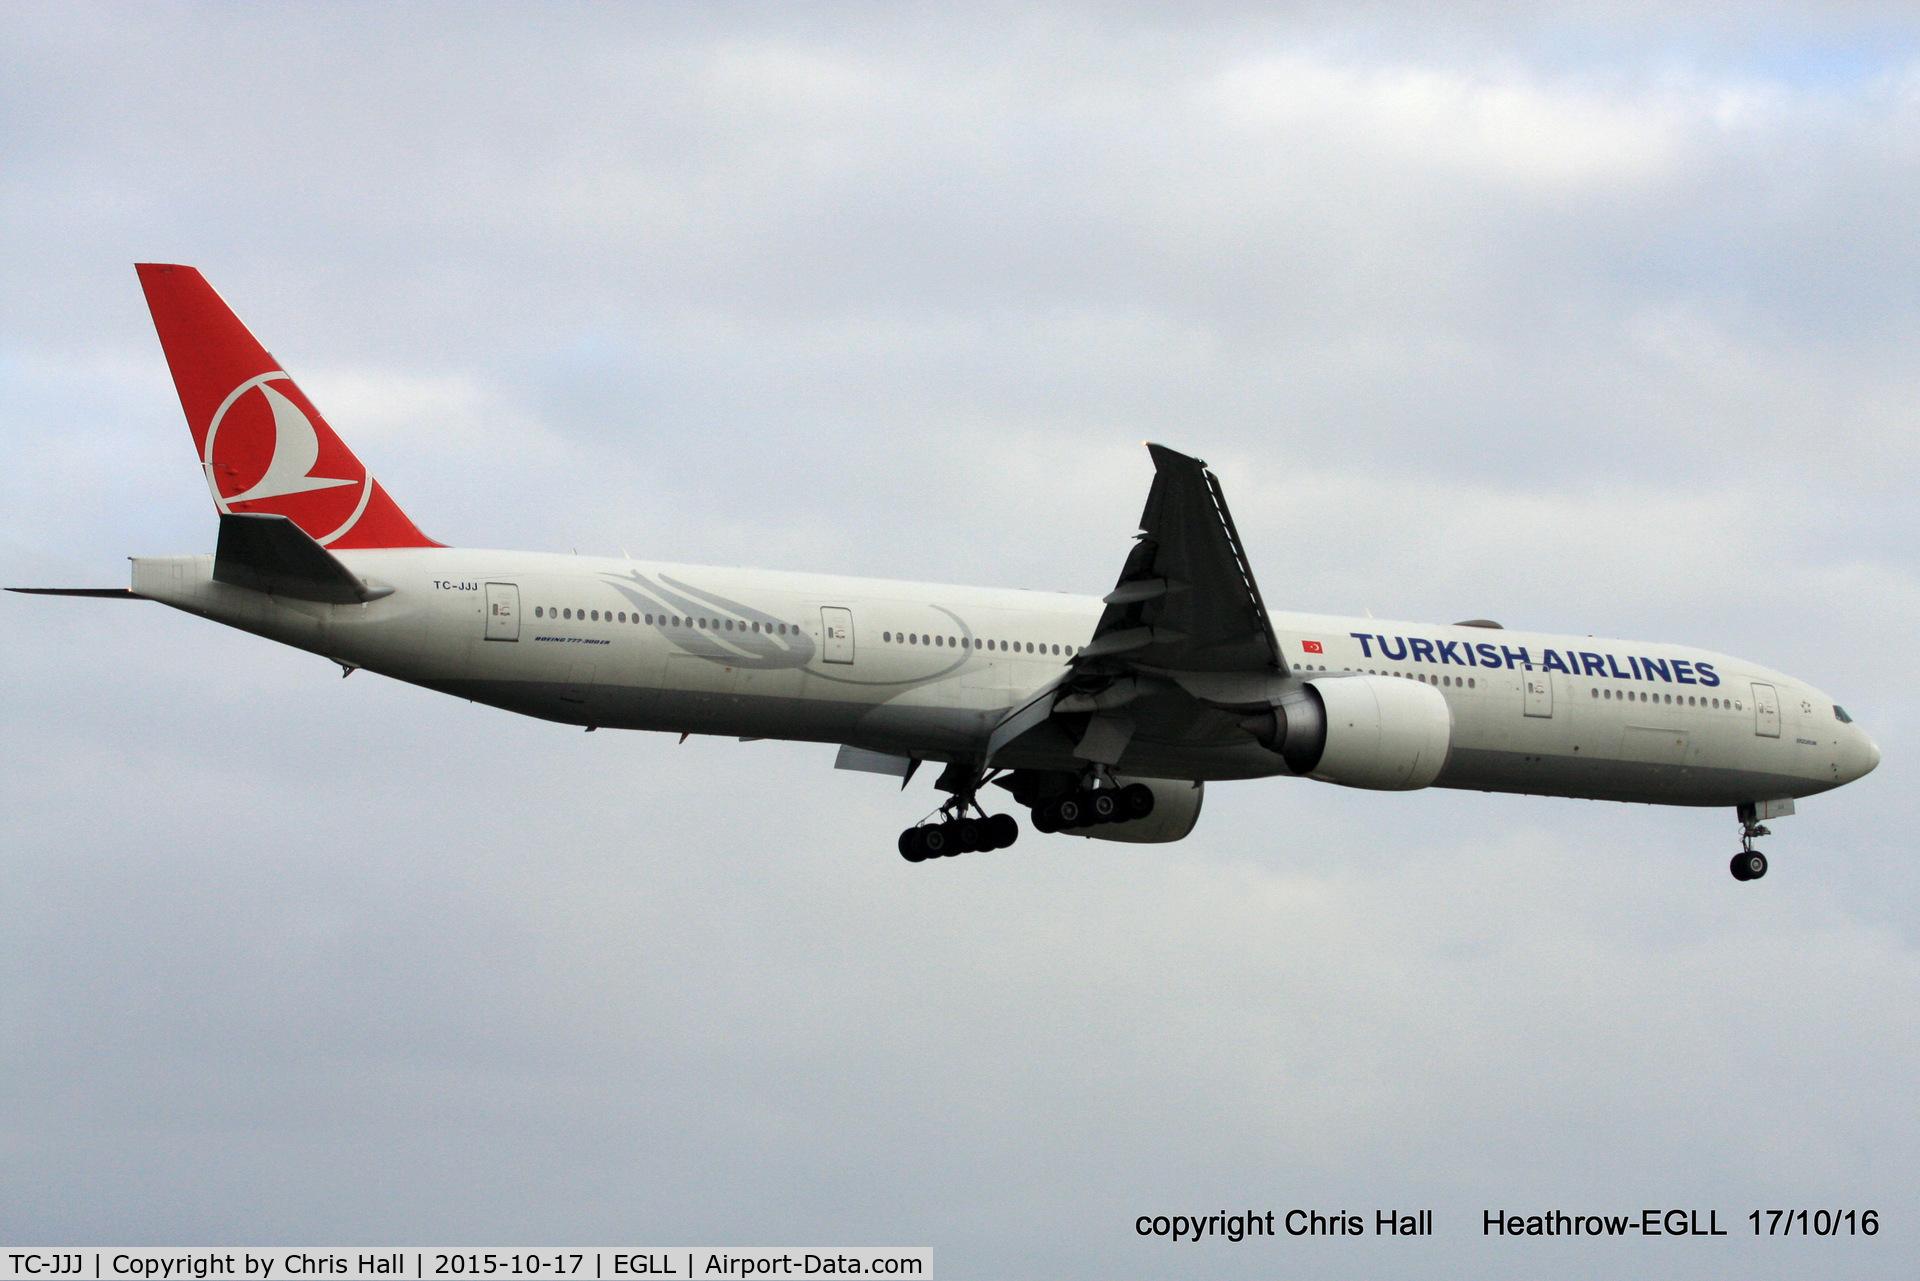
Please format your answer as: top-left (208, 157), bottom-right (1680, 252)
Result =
top-left (1731, 806), bottom-right (1772, 881)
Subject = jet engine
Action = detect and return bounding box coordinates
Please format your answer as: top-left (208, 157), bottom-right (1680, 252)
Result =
top-left (1301, 674), bottom-right (1452, 790)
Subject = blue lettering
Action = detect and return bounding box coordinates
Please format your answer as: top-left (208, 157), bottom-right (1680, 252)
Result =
top-left (1541, 649), bottom-right (1571, 675)
top-left (1408, 637), bottom-right (1437, 663)
top-left (1436, 639), bottom-right (1462, 665)
top-left (1606, 654), bottom-right (1632, 680)
top-left (1350, 633), bottom-right (1375, 658)
top-left (1580, 652), bottom-right (1607, 677)
top-left (1695, 661), bottom-right (1720, 687)
top-left (1476, 642), bottom-right (1503, 668)
top-left (1629, 656), bottom-right (1643, 679)
top-left (1500, 645), bottom-right (1531, 669)
top-left (1673, 659), bottom-right (1697, 685)
top-left (1640, 657), bottom-right (1670, 682)
top-left (1379, 635), bottom-right (1409, 661)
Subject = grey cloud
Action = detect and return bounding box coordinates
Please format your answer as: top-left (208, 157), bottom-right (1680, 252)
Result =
top-left (3, 4), bottom-right (1919, 1275)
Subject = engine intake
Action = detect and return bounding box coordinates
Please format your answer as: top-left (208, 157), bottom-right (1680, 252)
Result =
top-left (1238, 684), bottom-right (1328, 775)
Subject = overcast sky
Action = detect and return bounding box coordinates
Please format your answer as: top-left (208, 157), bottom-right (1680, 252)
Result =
top-left (3, 4), bottom-right (1919, 1276)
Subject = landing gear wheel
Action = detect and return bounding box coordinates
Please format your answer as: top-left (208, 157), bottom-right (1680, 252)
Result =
top-left (898, 827), bottom-right (928, 863)
top-left (1084, 789), bottom-right (1120, 824)
top-left (1731, 850), bottom-right (1767, 881)
top-left (954, 817), bottom-right (983, 854)
top-left (921, 823), bottom-right (952, 858)
top-left (1053, 794), bottom-right (1086, 829)
top-left (1031, 803), bottom-right (1061, 834)
top-left (1119, 782), bottom-right (1155, 820)
top-left (987, 813), bottom-right (1019, 849)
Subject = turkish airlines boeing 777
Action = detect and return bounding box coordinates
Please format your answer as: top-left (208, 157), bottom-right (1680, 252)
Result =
top-left (10, 265), bottom-right (1880, 879)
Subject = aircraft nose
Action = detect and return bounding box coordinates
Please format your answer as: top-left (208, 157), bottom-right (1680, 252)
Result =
top-left (1865, 733), bottom-right (1881, 776)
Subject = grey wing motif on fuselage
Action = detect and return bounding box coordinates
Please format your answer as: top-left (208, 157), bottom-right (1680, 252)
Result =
top-left (604, 570), bottom-right (816, 669)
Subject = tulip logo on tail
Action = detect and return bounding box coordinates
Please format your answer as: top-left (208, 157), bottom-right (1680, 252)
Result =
top-left (205, 372), bottom-right (370, 545)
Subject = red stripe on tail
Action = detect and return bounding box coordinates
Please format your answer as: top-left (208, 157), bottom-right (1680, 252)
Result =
top-left (135, 264), bottom-right (440, 549)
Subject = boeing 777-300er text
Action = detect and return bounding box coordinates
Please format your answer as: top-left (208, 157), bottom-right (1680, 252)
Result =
top-left (10, 265), bottom-right (1881, 879)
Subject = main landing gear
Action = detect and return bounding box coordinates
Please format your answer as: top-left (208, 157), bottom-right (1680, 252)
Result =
top-left (1029, 782), bottom-right (1155, 833)
top-left (900, 760), bottom-right (1022, 862)
top-left (895, 765), bottom-right (1159, 862)
top-left (898, 812), bottom-right (1019, 862)
top-left (1731, 805), bottom-right (1770, 882)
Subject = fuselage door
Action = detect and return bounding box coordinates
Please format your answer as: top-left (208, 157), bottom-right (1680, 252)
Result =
top-left (821, 606), bottom-right (855, 664)
top-left (1752, 682), bottom-right (1781, 737)
top-left (485, 582), bottom-right (520, 642)
top-left (1523, 669), bottom-right (1553, 718)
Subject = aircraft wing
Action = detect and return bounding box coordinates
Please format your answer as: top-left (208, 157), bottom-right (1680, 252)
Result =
top-left (1079, 444), bottom-right (1286, 677)
top-left (989, 444), bottom-right (1295, 772)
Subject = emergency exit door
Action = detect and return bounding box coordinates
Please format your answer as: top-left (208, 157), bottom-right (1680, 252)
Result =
top-left (1752, 682), bottom-right (1780, 737)
top-left (1523, 670), bottom-right (1553, 717)
top-left (485, 582), bottom-right (520, 641)
top-left (821, 607), bottom-right (854, 664)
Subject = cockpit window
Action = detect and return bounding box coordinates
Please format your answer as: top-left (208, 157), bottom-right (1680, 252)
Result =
top-left (1834, 705), bottom-right (1854, 724)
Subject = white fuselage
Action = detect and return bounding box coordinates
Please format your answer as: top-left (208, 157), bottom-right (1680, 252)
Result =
top-left (127, 547), bottom-right (1879, 809)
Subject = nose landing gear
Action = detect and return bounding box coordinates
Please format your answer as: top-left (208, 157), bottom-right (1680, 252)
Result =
top-left (1731, 805), bottom-right (1771, 881)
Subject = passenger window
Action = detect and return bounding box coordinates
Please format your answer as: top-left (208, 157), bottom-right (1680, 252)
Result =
top-left (1468, 678), bottom-right (1475, 688)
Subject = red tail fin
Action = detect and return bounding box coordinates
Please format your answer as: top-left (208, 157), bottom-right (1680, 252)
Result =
top-left (135, 263), bottom-right (440, 549)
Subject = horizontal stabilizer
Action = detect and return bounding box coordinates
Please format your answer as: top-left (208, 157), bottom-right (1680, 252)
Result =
top-left (214, 512), bottom-right (392, 603)
top-left (6, 587), bottom-right (141, 598)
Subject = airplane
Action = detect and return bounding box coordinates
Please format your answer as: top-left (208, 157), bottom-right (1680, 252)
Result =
top-left (9, 265), bottom-right (1881, 880)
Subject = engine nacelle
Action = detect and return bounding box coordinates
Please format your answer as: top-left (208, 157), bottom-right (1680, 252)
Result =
top-left (1303, 674), bottom-right (1452, 790)
top-left (1076, 777), bottom-right (1205, 844)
